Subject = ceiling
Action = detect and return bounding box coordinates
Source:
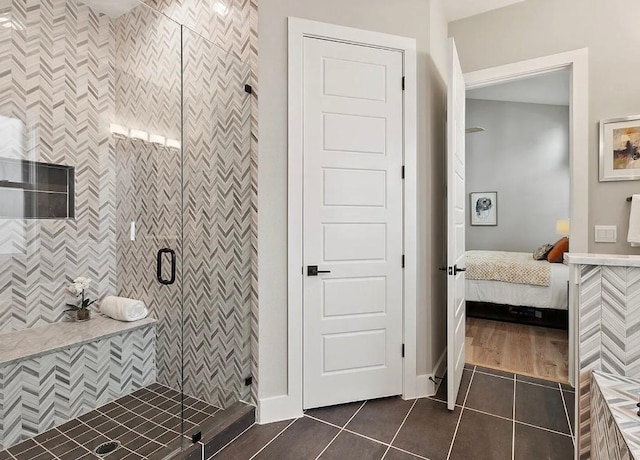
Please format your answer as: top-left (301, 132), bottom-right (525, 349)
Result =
top-left (85, 0), bottom-right (524, 27)
top-left (445, 0), bottom-right (526, 22)
top-left (82, 0), bottom-right (143, 17)
top-left (85, 0), bottom-right (524, 25)
top-left (466, 70), bottom-right (570, 106)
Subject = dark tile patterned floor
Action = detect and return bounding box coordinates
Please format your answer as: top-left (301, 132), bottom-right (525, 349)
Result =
top-left (1, 383), bottom-right (222, 460)
top-left (211, 365), bottom-right (576, 460)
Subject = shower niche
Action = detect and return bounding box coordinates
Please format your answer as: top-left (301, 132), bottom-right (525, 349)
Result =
top-left (0, 159), bottom-right (75, 219)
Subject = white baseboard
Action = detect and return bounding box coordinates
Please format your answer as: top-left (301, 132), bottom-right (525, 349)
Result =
top-left (257, 394), bottom-right (303, 424)
top-left (260, 349), bottom-right (449, 419)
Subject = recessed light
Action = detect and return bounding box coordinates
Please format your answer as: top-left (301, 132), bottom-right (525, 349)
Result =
top-left (166, 139), bottom-right (181, 150)
top-left (110, 123), bottom-right (129, 138)
top-left (130, 129), bottom-right (149, 142)
top-left (149, 134), bottom-right (166, 145)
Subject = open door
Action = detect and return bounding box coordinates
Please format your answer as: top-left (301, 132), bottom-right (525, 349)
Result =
top-left (446, 38), bottom-right (467, 411)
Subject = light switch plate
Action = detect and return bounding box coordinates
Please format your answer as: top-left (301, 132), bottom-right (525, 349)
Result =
top-left (595, 225), bottom-right (617, 243)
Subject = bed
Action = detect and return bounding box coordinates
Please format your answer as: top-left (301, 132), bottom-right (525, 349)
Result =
top-left (465, 250), bottom-right (569, 328)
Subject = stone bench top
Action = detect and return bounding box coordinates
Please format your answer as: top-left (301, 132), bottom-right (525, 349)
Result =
top-left (0, 315), bottom-right (157, 366)
top-left (592, 371), bottom-right (640, 459)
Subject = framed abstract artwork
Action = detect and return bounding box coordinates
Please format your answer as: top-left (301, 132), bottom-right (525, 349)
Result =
top-left (600, 115), bottom-right (640, 181)
top-left (470, 192), bottom-right (498, 226)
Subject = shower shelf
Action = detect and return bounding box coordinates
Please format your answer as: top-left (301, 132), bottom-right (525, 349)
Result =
top-left (0, 314), bottom-right (156, 366)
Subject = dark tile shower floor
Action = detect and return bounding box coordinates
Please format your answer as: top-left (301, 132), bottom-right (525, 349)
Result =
top-left (211, 365), bottom-right (576, 460)
top-left (1, 383), bottom-right (221, 460)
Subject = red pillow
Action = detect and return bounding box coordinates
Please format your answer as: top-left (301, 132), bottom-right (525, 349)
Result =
top-left (547, 237), bottom-right (569, 263)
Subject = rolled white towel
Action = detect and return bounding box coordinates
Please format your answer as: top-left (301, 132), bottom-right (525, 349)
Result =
top-left (629, 195), bottom-right (640, 247)
top-left (100, 296), bottom-right (148, 322)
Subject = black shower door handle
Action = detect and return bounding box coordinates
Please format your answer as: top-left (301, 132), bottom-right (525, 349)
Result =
top-left (157, 249), bottom-right (176, 285)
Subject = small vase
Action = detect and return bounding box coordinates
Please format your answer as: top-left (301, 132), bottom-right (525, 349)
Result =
top-left (76, 309), bottom-right (90, 322)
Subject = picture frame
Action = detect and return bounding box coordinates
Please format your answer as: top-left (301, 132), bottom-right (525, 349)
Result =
top-left (470, 192), bottom-right (498, 226)
top-left (599, 115), bottom-right (640, 182)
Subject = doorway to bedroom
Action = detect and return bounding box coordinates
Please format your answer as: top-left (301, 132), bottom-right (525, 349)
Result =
top-left (463, 69), bottom-right (571, 384)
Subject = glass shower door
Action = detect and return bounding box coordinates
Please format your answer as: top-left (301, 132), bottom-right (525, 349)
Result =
top-left (0, 0), bottom-right (254, 455)
top-left (112, 2), bottom-right (186, 456)
top-left (0, 0), bottom-right (188, 457)
top-left (180, 25), bottom-right (254, 442)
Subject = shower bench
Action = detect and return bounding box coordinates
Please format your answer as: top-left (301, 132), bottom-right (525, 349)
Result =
top-left (0, 315), bottom-right (157, 450)
top-left (591, 371), bottom-right (640, 460)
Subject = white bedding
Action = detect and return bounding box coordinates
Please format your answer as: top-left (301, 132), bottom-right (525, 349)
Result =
top-left (465, 262), bottom-right (569, 310)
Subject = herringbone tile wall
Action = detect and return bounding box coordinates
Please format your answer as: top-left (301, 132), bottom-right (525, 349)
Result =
top-left (114, 1), bottom-right (257, 409)
top-left (113, 2), bottom-right (184, 399)
top-left (0, 0), bottom-right (116, 332)
top-left (145, 0), bottom-right (255, 61)
top-left (578, 265), bottom-right (640, 459)
top-left (0, 325), bottom-right (156, 450)
top-left (590, 373), bottom-right (634, 460)
top-left (181, 29), bottom-right (253, 408)
top-left (0, 0), bottom-right (258, 432)
top-left (143, 0), bottom-right (259, 407)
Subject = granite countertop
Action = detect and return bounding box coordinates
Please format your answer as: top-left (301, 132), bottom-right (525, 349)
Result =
top-left (565, 253), bottom-right (640, 268)
top-left (592, 371), bottom-right (640, 459)
top-left (0, 315), bottom-right (157, 366)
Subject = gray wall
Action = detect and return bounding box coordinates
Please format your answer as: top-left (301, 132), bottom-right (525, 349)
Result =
top-left (449, 0), bottom-right (640, 255)
top-left (466, 99), bottom-right (570, 252)
top-left (257, 0), bottom-right (449, 400)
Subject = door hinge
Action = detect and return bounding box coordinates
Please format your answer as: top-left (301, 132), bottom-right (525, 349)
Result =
top-left (402, 255), bottom-right (405, 268)
top-left (402, 76), bottom-right (405, 91)
top-left (402, 166), bottom-right (405, 179)
top-left (402, 344), bottom-right (405, 358)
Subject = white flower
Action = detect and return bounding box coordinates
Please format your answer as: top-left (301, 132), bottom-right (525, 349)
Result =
top-left (68, 277), bottom-right (92, 296)
top-left (74, 277), bottom-right (91, 290)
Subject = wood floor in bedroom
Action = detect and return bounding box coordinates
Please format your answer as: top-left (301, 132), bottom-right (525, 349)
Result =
top-left (465, 317), bottom-right (569, 384)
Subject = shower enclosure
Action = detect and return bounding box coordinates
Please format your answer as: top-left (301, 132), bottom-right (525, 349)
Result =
top-left (0, 0), bottom-right (256, 458)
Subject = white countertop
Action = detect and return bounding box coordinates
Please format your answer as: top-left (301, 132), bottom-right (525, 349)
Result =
top-left (564, 253), bottom-right (640, 268)
top-left (0, 315), bottom-right (157, 366)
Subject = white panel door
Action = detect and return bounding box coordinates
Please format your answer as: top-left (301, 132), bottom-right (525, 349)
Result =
top-left (303, 37), bottom-right (404, 409)
top-left (447, 38), bottom-right (467, 411)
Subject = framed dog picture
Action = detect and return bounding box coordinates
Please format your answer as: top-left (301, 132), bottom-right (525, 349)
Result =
top-left (470, 192), bottom-right (498, 226)
top-left (600, 115), bottom-right (640, 181)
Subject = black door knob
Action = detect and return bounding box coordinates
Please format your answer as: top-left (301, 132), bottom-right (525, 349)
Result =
top-left (307, 266), bottom-right (332, 277)
top-left (454, 265), bottom-right (467, 274)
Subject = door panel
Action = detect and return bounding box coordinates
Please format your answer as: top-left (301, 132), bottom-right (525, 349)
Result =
top-left (323, 277), bottom-right (387, 317)
top-left (323, 223), bottom-right (387, 261)
top-left (303, 37), bottom-right (404, 409)
top-left (323, 169), bottom-right (387, 207)
top-left (323, 58), bottom-right (387, 101)
top-left (323, 113), bottom-right (387, 153)
top-left (447, 38), bottom-right (467, 411)
top-left (323, 330), bottom-right (387, 372)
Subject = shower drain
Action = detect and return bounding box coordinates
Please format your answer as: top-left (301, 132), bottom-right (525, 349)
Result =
top-left (94, 440), bottom-right (121, 456)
